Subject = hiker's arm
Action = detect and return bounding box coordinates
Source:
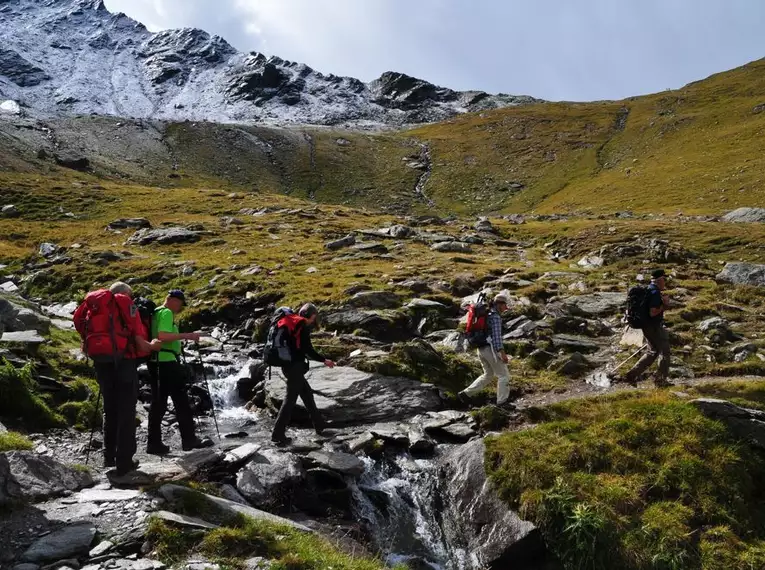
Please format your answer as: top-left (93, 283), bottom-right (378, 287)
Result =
top-left (136, 336), bottom-right (163, 352)
top-left (157, 331), bottom-right (200, 342)
top-left (302, 328), bottom-right (326, 362)
top-left (490, 314), bottom-right (508, 362)
top-left (649, 293), bottom-right (668, 317)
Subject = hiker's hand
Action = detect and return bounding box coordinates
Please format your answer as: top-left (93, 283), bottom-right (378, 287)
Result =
top-left (185, 332), bottom-right (202, 342)
top-left (150, 339), bottom-right (163, 351)
top-left (324, 359), bottom-right (336, 368)
top-left (661, 294), bottom-right (670, 307)
top-left (500, 352), bottom-right (509, 364)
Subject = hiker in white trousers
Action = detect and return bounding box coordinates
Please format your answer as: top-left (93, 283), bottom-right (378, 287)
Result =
top-left (460, 294), bottom-right (511, 405)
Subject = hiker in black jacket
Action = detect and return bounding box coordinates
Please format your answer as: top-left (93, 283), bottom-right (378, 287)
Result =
top-left (624, 269), bottom-right (672, 387)
top-left (271, 303), bottom-right (336, 446)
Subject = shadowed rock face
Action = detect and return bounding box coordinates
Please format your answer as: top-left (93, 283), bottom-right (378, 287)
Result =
top-left (438, 439), bottom-right (546, 569)
top-left (0, 0), bottom-right (538, 125)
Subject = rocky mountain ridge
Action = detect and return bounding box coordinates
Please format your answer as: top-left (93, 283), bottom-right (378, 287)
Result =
top-left (0, 0), bottom-right (538, 126)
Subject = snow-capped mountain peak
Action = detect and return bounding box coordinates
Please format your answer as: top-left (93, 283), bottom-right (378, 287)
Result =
top-left (0, 0), bottom-right (539, 126)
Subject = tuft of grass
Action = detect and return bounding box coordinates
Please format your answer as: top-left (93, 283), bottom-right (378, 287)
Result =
top-left (0, 359), bottom-right (65, 429)
top-left (147, 514), bottom-right (395, 570)
top-left (0, 431), bottom-right (34, 452)
top-left (485, 387), bottom-right (765, 570)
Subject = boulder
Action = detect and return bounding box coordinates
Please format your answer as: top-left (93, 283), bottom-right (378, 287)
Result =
top-left (1, 204), bottom-right (19, 218)
top-left (348, 291), bottom-right (401, 309)
top-left (561, 292), bottom-right (626, 317)
top-left (236, 450), bottom-right (304, 509)
top-left (555, 352), bottom-right (595, 377)
top-left (106, 218), bottom-right (152, 231)
top-left (38, 243), bottom-right (61, 258)
top-left (126, 227), bottom-right (202, 246)
top-left (437, 439), bottom-right (544, 569)
top-left (692, 399), bottom-right (765, 450)
top-left (54, 154), bottom-right (90, 171)
top-left (389, 224), bottom-right (414, 239)
top-left (551, 334), bottom-right (601, 354)
top-left (0, 330), bottom-right (45, 345)
top-left (264, 364), bottom-right (442, 426)
top-left (432, 241), bottom-right (473, 254)
top-left (325, 234), bottom-right (356, 250)
top-left (152, 511), bottom-right (219, 530)
top-left (21, 523), bottom-right (96, 563)
top-left (159, 484), bottom-right (310, 531)
top-left (305, 451), bottom-right (365, 477)
top-left (474, 218), bottom-right (496, 234)
top-left (716, 262), bottom-right (765, 287)
top-left (0, 452), bottom-right (94, 505)
top-left (721, 208), bottom-right (765, 223)
top-left (322, 309), bottom-right (411, 343)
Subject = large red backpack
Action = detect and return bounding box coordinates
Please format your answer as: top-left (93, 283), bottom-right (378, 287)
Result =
top-left (264, 307), bottom-right (306, 366)
top-left (73, 289), bottom-right (140, 360)
top-left (464, 293), bottom-right (490, 349)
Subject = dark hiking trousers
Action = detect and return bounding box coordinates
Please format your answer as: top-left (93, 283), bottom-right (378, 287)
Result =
top-left (626, 323), bottom-right (671, 382)
top-left (147, 361), bottom-right (196, 447)
top-left (94, 359), bottom-right (138, 471)
top-left (271, 362), bottom-right (324, 441)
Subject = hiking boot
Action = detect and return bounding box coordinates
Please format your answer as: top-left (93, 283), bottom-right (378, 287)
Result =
top-left (271, 434), bottom-right (293, 447)
top-left (497, 399), bottom-right (516, 411)
top-left (104, 456), bottom-right (116, 468)
top-left (146, 443), bottom-right (171, 456)
top-left (114, 459), bottom-right (140, 476)
top-left (457, 390), bottom-right (472, 406)
top-left (182, 437), bottom-right (214, 451)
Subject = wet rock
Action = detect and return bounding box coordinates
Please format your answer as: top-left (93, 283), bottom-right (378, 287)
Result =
top-left (177, 449), bottom-right (225, 476)
top-left (294, 468), bottom-right (354, 518)
top-left (408, 431), bottom-right (436, 455)
top-left (438, 439), bottom-right (544, 569)
top-left (722, 208), bottom-right (765, 223)
top-left (0, 451), bottom-right (93, 505)
top-left (692, 399), bottom-right (765, 449)
top-left (325, 234), bottom-right (356, 250)
top-left (223, 443), bottom-right (261, 466)
top-left (126, 227), bottom-right (202, 246)
top-left (432, 241), bottom-right (473, 254)
top-left (348, 432), bottom-right (376, 454)
top-left (159, 484), bottom-right (311, 530)
top-left (107, 218), bottom-right (152, 231)
top-left (716, 262), bottom-right (765, 287)
top-left (21, 523), bottom-right (96, 563)
top-left (425, 421), bottom-right (477, 443)
top-left (305, 451), bottom-right (365, 476)
top-left (265, 364), bottom-right (442, 426)
top-left (236, 450), bottom-right (304, 509)
top-left (348, 291), bottom-right (401, 309)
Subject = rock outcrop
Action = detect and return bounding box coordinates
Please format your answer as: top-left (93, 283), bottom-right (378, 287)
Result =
top-left (716, 262), bottom-right (765, 287)
top-left (0, 451), bottom-right (94, 505)
top-left (438, 439), bottom-right (545, 569)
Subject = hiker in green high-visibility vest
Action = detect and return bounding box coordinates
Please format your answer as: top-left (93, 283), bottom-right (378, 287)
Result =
top-left (146, 289), bottom-right (213, 454)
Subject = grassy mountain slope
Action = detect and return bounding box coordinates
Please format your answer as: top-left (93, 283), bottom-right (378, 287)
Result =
top-left (411, 57), bottom-right (765, 214)
top-left (2, 58), bottom-right (765, 216)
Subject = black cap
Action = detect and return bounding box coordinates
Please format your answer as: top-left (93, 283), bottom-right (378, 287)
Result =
top-left (651, 269), bottom-right (666, 280)
top-left (168, 289), bottom-right (187, 304)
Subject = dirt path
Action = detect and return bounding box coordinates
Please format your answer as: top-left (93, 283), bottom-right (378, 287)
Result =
top-left (515, 374), bottom-right (763, 409)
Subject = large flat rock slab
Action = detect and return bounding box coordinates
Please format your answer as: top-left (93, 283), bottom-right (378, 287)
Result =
top-left (264, 364), bottom-right (442, 426)
top-left (0, 451), bottom-right (93, 505)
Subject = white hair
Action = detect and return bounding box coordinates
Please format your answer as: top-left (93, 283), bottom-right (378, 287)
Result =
top-left (109, 281), bottom-right (133, 296)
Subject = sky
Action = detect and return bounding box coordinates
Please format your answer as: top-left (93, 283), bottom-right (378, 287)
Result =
top-left (103, 0), bottom-right (765, 102)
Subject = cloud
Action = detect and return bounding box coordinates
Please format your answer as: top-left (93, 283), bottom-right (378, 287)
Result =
top-left (103, 0), bottom-right (765, 101)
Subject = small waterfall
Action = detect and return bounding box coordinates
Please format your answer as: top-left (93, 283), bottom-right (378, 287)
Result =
top-left (353, 452), bottom-right (468, 570)
top-left (203, 359), bottom-right (256, 420)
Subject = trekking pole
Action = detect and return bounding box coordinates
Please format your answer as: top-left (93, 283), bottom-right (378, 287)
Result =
top-left (84, 384), bottom-right (102, 466)
top-left (194, 342), bottom-right (221, 440)
top-left (609, 344), bottom-right (647, 374)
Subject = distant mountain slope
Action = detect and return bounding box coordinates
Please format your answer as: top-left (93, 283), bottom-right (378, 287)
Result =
top-left (0, 0), bottom-right (537, 126)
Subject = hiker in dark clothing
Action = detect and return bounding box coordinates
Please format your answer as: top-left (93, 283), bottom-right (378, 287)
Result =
top-left (271, 303), bottom-right (336, 446)
top-left (624, 269), bottom-right (672, 387)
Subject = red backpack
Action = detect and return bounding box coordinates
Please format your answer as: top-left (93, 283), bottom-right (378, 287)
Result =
top-left (73, 289), bottom-right (142, 360)
top-left (264, 308), bottom-right (306, 366)
top-left (464, 293), bottom-right (490, 349)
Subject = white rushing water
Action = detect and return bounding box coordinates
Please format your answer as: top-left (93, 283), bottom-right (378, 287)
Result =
top-left (205, 359), bottom-right (256, 420)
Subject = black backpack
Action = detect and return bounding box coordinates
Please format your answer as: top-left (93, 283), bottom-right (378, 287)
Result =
top-left (133, 297), bottom-right (158, 364)
top-left (263, 307), bottom-right (300, 367)
top-left (625, 285), bottom-right (651, 328)
top-left (464, 293), bottom-right (491, 349)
